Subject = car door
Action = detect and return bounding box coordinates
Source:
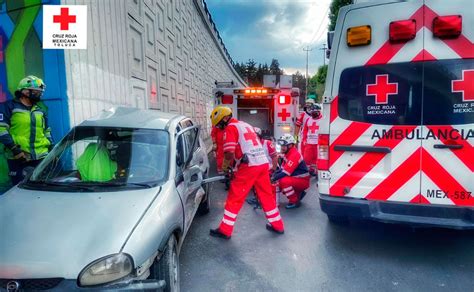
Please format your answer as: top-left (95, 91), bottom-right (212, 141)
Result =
top-left (175, 124), bottom-right (203, 232)
top-left (420, 0), bottom-right (474, 206)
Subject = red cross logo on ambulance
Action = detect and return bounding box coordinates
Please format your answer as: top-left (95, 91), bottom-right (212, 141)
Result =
top-left (366, 74), bottom-right (399, 105)
top-left (452, 69), bottom-right (474, 102)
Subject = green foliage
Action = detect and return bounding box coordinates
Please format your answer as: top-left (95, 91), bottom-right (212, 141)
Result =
top-left (328, 0), bottom-right (353, 31)
top-left (233, 58), bottom-right (284, 86)
top-left (307, 65), bottom-right (328, 102)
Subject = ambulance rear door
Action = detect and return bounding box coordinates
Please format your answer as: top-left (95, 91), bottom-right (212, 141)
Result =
top-left (327, 0), bottom-right (425, 203)
top-left (420, 0), bottom-right (474, 206)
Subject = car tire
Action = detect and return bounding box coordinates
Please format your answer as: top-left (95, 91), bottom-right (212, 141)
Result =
top-left (152, 236), bottom-right (180, 292)
top-left (327, 215), bottom-right (349, 225)
top-left (197, 171), bottom-right (210, 215)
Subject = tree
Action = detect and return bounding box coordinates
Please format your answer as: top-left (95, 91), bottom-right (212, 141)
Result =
top-left (328, 0), bottom-right (353, 31)
top-left (292, 71), bottom-right (307, 104)
top-left (269, 59), bottom-right (283, 76)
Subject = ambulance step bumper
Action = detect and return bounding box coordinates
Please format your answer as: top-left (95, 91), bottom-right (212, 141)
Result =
top-left (319, 194), bottom-right (474, 230)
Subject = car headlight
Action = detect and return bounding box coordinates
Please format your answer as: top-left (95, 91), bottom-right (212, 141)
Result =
top-left (78, 253), bottom-right (133, 286)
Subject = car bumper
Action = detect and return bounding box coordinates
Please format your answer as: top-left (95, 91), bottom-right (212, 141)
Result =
top-left (319, 194), bottom-right (474, 230)
top-left (0, 279), bottom-right (166, 292)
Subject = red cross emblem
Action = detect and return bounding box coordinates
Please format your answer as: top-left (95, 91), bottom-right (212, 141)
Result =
top-left (308, 121), bottom-right (319, 134)
top-left (278, 108), bottom-right (291, 122)
top-left (452, 69), bottom-right (474, 102)
top-left (243, 127), bottom-right (259, 146)
top-left (366, 74), bottom-right (398, 105)
top-left (53, 7), bottom-right (77, 31)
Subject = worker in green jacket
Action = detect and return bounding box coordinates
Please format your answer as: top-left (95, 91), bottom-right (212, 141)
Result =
top-left (0, 75), bottom-right (53, 185)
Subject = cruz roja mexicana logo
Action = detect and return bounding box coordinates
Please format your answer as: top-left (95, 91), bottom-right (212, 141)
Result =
top-left (42, 5), bottom-right (87, 50)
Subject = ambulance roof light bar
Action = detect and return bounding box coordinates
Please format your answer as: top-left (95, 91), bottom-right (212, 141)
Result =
top-left (234, 88), bottom-right (279, 95)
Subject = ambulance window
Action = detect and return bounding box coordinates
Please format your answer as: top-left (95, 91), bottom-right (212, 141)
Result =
top-left (338, 63), bottom-right (423, 125)
top-left (422, 59), bottom-right (474, 125)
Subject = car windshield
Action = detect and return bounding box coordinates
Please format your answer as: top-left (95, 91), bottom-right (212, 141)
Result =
top-left (24, 126), bottom-right (169, 191)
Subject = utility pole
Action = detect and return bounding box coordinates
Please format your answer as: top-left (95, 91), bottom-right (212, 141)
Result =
top-left (319, 44), bottom-right (327, 66)
top-left (303, 46), bottom-right (313, 97)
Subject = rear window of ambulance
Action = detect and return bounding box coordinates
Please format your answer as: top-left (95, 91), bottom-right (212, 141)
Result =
top-left (338, 59), bottom-right (474, 125)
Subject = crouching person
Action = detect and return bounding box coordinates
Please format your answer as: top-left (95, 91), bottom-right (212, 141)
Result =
top-left (272, 134), bottom-right (310, 209)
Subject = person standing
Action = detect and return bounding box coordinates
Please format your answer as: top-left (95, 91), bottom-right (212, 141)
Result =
top-left (211, 125), bottom-right (225, 174)
top-left (294, 99), bottom-right (316, 154)
top-left (209, 106), bottom-right (285, 239)
top-left (301, 103), bottom-right (322, 176)
top-left (0, 76), bottom-right (52, 185)
top-left (272, 134), bottom-right (310, 209)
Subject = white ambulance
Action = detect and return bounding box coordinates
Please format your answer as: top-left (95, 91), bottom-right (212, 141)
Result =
top-left (318, 0), bottom-right (474, 228)
top-left (212, 75), bottom-right (300, 140)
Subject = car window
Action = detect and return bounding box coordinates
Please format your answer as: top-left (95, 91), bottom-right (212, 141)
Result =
top-left (338, 62), bottom-right (423, 125)
top-left (27, 127), bottom-right (170, 190)
top-left (422, 59), bottom-right (474, 125)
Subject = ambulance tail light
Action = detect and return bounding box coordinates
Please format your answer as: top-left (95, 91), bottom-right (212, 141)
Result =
top-left (433, 15), bottom-right (462, 39)
top-left (318, 134), bottom-right (330, 171)
top-left (222, 95), bottom-right (233, 104)
top-left (278, 95), bottom-right (291, 105)
top-left (389, 19), bottom-right (416, 43)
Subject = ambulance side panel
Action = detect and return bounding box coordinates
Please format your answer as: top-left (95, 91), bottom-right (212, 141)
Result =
top-left (419, 0), bottom-right (474, 206)
top-left (325, 0), bottom-right (424, 203)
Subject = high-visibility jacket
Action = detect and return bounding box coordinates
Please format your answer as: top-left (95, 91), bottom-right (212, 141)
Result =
top-left (0, 99), bottom-right (52, 160)
top-left (76, 143), bottom-right (117, 182)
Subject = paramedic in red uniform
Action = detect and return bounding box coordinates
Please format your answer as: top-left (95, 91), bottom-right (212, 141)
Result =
top-left (210, 126), bottom-right (225, 174)
top-left (272, 134), bottom-right (310, 209)
top-left (301, 103), bottom-right (322, 176)
top-left (209, 106), bottom-right (285, 239)
top-left (246, 127), bottom-right (278, 207)
top-left (294, 99), bottom-right (316, 154)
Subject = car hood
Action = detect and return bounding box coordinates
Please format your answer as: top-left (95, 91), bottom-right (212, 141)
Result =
top-left (0, 185), bottom-right (161, 279)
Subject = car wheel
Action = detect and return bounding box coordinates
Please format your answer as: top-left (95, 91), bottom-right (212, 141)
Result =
top-left (197, 171), bottom-right (210, 215)
top-left (152, 236), bottom-right (180, 292)
top-left (327, 215), bottom-right (349, 225)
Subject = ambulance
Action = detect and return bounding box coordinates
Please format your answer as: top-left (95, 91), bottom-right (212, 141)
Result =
top-left (212, 75), bottom-right (300, 140)
top-left (318, 0), bottom-right (474, 228)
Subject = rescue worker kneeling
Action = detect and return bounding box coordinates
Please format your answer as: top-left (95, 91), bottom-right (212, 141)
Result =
top-left (209, 106), bottom-right (285, 239)
top-left (272, 134), bottom-right (310, 209)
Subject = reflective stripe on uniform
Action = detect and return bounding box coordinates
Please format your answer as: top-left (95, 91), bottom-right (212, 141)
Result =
top-left (265, 208), bottom-right (279, 216)
top-left (222, 218), bottom-right (235, 226)
top-left (224, 209), bottom-right (237, 219)
top-left (268, 215), bottom-right (282, 223)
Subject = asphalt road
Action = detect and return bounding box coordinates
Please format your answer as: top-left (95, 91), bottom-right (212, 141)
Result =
top-left (180, 164), bottom-right (474, 292)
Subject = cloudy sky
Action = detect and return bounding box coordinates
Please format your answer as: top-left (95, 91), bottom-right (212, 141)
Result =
top-left (206, 0), bottom-right (331, 76)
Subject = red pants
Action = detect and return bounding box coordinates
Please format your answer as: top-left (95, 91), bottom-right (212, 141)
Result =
top-left (278, 176), bottom-right (310, 204)
top-left (219, 164), bottom-right (285, 236)
top-left (303, 144), bottom-right (318, 173)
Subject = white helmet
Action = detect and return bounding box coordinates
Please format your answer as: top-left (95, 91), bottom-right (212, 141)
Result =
top-left (305, 98), bottom-right (316, 106)
top-left (254, 127), bottom-right (262, 137)
top-left (278, 134), bottom-right (296, 146)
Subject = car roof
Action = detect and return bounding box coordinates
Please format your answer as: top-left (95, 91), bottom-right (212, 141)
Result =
top-left (78, 107), bottom-right (185, 130)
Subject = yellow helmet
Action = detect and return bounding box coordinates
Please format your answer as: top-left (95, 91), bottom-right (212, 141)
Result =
top-left (210, 106), bottom-right (232, 127)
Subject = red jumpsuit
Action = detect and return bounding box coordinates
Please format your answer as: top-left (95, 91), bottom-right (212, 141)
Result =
top-left (302, 116), bottom-right (322, 174)
top-left (262, 139), bottom-right (278, 203)
top-left (277, 147), bottom-right (310, 204)
top-left (219, 118), bottom-right (285, 236)
top-left (211, 126), bottom-right (225, 174)
top-left (296, 111), bottom-right (310, 154)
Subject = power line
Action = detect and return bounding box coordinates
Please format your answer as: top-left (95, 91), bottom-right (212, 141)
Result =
top-left (308, 5), bottom-right (330, 45)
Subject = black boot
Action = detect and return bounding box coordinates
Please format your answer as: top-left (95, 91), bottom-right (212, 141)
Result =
top-left (209, 228), bottom-right (231, 240)
top-left (266, 223), bottom-right (284, 234)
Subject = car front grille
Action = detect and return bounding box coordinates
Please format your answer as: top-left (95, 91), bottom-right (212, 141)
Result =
top-left (0, 278), bottom-right (63, 290)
